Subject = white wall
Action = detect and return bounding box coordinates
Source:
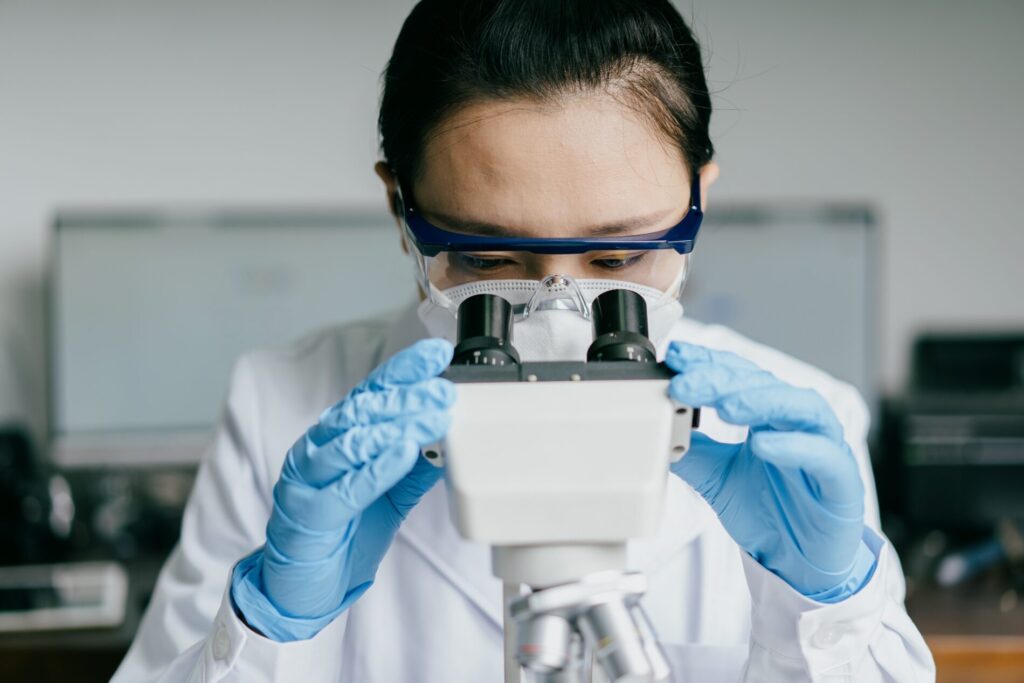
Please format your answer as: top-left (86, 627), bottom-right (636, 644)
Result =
top-left (2, 0), bottom-right (1022, 436)
top-left (694, 0), bottom-right (1024, 392)
top-left (0, 0), bottom-right (414, 436)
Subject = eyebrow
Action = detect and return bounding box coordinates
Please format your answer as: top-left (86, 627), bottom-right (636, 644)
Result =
top-left (422, 207), bottom-right (680, 238)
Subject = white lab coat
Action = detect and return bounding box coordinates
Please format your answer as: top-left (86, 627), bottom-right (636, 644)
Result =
top-left (112, 302), bottom-right (935, 682)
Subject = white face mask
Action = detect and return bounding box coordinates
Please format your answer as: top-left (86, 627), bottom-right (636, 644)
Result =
top-left (417, 269), bottom-right (686, 362)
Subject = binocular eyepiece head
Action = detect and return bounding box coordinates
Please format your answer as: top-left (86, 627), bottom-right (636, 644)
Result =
top-left (451, 289), bottom-right (657, 366)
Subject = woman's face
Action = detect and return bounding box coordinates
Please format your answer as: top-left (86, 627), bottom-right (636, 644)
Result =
top-left (377, 93), bottom-right (719, 292)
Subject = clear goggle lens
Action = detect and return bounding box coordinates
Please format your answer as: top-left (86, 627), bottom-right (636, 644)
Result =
top-left (411, 257), bottom-right (689, 324)
top-left (410, 244), bottom-right (687, 292)
top-left (407, 237), bottom-right (689, 313)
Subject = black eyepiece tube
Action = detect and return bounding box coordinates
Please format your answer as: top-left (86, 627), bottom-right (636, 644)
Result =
top-left (587, 289), bottom-right (657, 363)
top-left (452, 294), bottom-right (521, 366)
top-left (592, 288), bottom-right (650, 340)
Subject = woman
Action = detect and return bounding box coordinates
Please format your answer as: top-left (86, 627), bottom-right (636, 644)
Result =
top-left (114, 1), bottom-right (934, 680)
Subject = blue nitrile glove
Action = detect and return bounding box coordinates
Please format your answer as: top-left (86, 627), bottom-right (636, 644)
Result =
top-left (666, 341), bottom-right (876, 603)
top-left (231, 339), bottom-right (455, 641)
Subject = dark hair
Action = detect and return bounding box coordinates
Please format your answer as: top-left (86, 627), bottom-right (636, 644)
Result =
top-left (378, 0), bottom-right (714, 189)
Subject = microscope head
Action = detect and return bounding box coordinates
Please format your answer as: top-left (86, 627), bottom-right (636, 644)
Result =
top-left (432, 288), bottom-right (694, 681)
top-left (432, 288), bottom-right (697, 585)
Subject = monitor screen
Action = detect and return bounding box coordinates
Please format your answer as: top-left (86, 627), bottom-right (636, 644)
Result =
top-left (682, 203), bottom-right (877, 417)
top-left (50, 209), bottom-right (415, 466)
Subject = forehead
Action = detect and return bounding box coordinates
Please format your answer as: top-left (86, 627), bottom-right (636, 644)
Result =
top-left (413, 95), bottom-right (689, 233)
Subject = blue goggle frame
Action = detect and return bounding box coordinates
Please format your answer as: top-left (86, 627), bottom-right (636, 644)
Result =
top-left (398, 177), bottom-right (702, 257)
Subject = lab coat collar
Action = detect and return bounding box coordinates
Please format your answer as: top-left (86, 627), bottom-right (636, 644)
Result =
top-left (378, 299), bottom-right (431, 364)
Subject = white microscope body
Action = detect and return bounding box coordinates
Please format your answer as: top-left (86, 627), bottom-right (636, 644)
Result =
top-left (429, 289), bottom-right (696, 682)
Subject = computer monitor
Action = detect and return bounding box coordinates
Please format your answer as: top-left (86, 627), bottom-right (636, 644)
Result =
top-left (681, 203), bottom-right (877, 419)
top-left (49, 208), bottom-right (414, 467)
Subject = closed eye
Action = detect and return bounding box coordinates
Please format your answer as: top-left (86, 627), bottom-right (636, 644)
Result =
top-left (450, 253), bottom-right (518, 271)
top-left (590, 252), bottom-right (648, 270)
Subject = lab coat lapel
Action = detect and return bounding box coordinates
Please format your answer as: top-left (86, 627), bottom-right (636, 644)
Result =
top-left (628, 476), bottom-right (711, 575)
top-left (378, 299), bottom-right (430, 362)
top-left (399, 484), bottom-right (505, 628)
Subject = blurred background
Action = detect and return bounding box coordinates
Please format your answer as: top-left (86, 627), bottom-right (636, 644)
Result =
top-left (0, 1), bottom-right (1022, 681)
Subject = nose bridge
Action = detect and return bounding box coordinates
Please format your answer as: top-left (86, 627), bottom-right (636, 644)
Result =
top-left (524, 253), bottom-right (590, 281)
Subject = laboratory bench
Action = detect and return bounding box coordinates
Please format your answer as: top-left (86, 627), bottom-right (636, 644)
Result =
top-left (0, 559), bottom-right (163, 682)
top-left (907, 580), bottom-right (1024, 683)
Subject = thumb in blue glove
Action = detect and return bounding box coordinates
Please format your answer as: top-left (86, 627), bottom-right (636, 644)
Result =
top-left (231, 338), bottom-right (455, 641)
top-left (665, 341), bottom-right (877, 603)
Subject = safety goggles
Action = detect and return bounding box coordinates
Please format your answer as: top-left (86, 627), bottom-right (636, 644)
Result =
top-left (399, 177), bottom-right (702, 257)
top-left (396, 177), bottom-right (702, 294)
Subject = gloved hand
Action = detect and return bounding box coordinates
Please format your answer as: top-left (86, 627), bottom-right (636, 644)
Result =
top-left (666, 341), bottom-right (877, 602)
top-left (231, 338), bottom-right (455, 641)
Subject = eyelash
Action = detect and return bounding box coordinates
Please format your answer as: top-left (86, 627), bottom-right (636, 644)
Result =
top-left (591, 253), bottom-right (646, 270)
top-left (452, 253), bottom-right (648, 271)
top-left (453, 254), bottom-right (516, 270)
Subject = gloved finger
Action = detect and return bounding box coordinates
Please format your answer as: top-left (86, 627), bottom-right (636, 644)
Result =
top-left (669, 431), bottom-right (742, 500)
top-left (293, 411), bottom-right (453, 486)
top-left (715, 385), bottom-right (844, 442)
top-left (665, 341), bottom-right (764, 375)
top-left (669, 362), bottom-right (780, 406)
top-left (671, 366), bottom-right (843, 441)
top-left (309, 378), bottom-right (455, 445)
top-left (352, 338), bottom-right (454, 395)
top-left (748, 430), bottom-right (864, 509)
top-left (265, 501), bottom-right (357, 563)
top-left (261, 534), bottom-right (353, 617)
top-left (756, 453), bottom-right (867, 584)
top-left (303, 411), bottom-right (452, 485)
top-left (385, 453), bottom-right (445, 520)
top-left (341, 453), bottom-right (445, 592)
top-left (274, 435), bottom-right (425, 534)
top-left (331, 438), bottom-right (423, 519)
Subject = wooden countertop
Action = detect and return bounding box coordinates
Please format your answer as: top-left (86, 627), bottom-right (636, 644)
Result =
top-left (907, 580), bottom-right (1024, 683)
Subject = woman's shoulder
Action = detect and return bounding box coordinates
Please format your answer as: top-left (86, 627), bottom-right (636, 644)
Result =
top-left (244, 312), bottom-right (400, 386)
top-left (224, 310), bottom-right (406, 467)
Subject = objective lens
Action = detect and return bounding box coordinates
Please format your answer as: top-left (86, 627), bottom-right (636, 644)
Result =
top-left (516, 613), bottom-right (572, 673)
top-left (586, 289), bottom-right (657, 363)
top-left (452, 294), bottom-right (521, 366)
top-left (576, 599), bottom-right (653, 681)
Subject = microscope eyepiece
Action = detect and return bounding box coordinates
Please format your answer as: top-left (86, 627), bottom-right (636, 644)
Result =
top-left (452, 293), bottom-right (521, 366)
top-left (586, 289), bottom-right (657, 363)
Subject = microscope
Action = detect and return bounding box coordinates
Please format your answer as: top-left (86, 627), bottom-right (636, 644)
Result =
top-left (427, 286), bottom-right (698, 682)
